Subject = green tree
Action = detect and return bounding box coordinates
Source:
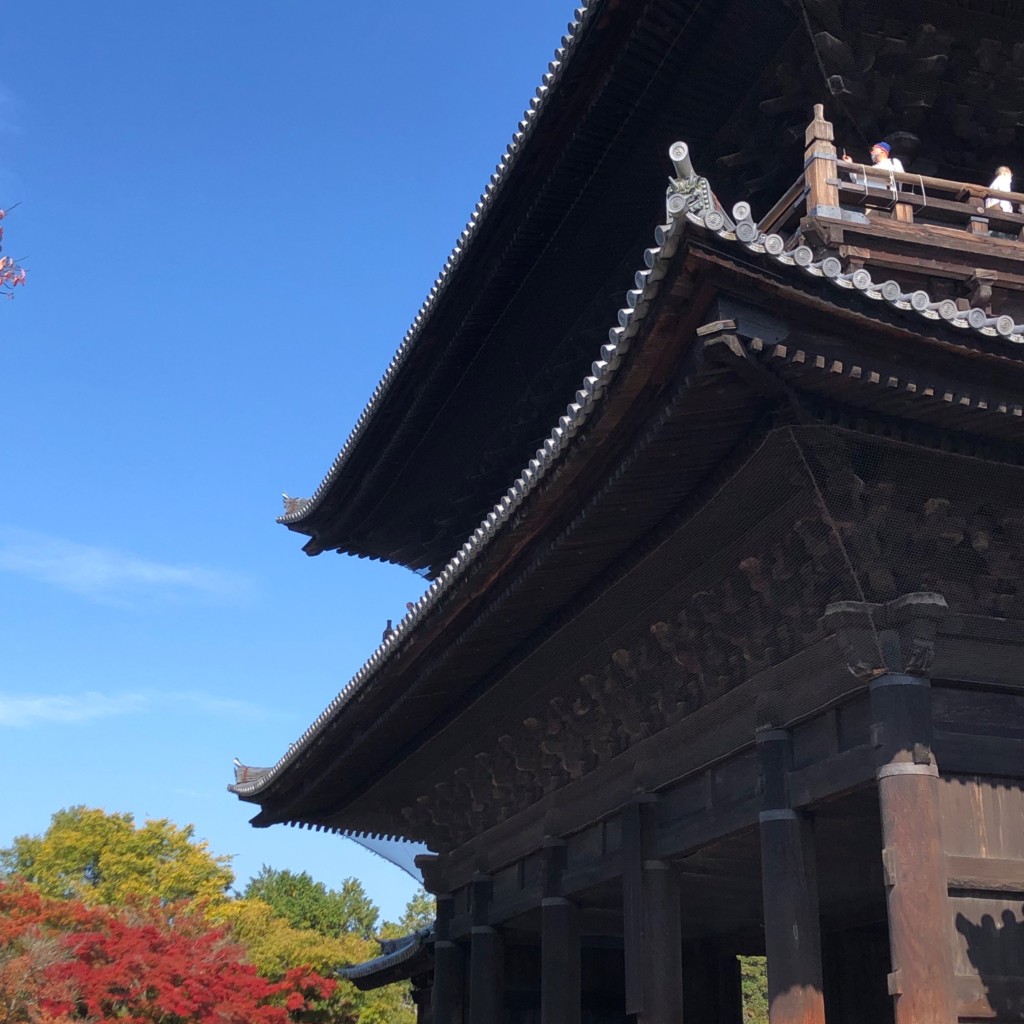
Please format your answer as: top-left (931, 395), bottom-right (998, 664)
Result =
top-left (243, 867), bottom-right (378, 939)
top-left (739, 955), bottom-right (769, 1024)
top-left (379, 888), bottom-right (435, 939)
top-left (0, 806), bottom-right (234, 907)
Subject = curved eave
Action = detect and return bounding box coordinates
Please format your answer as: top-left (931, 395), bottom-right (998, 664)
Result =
top-left (231, 210), bottom-right (684, 806)
top-left (276, 1), bottom-right (601, 537)
top-left (274, 0), bottom-right (1024, 575)
top-left (339, 928), bottom-right (434, 990)
top-left (232, 164), bottom-right (1024, 815)
top-left (274, 0), bottom-right (816, 575)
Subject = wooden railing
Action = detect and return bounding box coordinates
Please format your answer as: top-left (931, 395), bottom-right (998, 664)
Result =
top-left (759, 104), bottom-right (1024, 242)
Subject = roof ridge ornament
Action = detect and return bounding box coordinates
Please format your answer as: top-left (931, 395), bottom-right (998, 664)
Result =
top-left (665, 141), bottom-right (723, 226)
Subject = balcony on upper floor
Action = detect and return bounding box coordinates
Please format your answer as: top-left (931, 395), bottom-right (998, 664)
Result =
top-left (757, 105), bottom-right (1024, 322)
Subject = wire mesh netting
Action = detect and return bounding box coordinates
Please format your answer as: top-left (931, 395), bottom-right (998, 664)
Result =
top-left (385, 424), bottom-right (1024, 851)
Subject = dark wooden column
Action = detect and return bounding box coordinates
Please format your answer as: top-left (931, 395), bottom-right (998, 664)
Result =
top-left (431, 894), bottom-right (464, 1024)
top-left (541, 839), bottom-right (581, 1024)
top-left (468, 875), bottom-right (504, 1024)
top-left (412, 975), bottom-right (434, 1024)
top-left (871, 673), bottom-right (956, 1024)
top-left (756, 727), bottom-right (826, 1024)
top-left (623, 795), bottom-right (684, 1023)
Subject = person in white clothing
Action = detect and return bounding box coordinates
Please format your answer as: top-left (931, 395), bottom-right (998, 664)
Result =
top-left (985, 166), bottom-right (1014, 214)
top-left (842, 141), bottom-right (904, 173)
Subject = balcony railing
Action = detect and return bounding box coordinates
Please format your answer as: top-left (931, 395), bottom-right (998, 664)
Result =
top-left (756, 105), bottom-right (1024, 311)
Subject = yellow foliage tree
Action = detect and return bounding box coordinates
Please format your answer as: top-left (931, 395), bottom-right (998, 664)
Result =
top-left (0, 807), bottom-right (233, 907)
top-left (213, 898), bottom-right (414, 1024)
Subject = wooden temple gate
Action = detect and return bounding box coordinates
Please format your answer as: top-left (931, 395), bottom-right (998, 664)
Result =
top-left (230, 2), bottom-right (1024, 1021)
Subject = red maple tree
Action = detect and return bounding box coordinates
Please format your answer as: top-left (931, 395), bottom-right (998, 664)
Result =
top-left (0, 883), bottom-right (336, 1024)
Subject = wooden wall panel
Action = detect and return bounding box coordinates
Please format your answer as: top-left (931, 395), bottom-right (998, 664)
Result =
top-left (950, 896), bottom-right (1024, 1022)
top-left (939, 774), bottom-right (1024, 861)
top-left (939, 769), bottom-right (1024, 1020)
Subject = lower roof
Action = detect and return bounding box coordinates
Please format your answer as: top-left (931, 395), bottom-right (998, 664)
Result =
top-left (232, 162), bottom-right (1024, 837)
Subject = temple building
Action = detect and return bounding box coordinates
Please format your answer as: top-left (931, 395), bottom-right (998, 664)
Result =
top-left (231, 1), bottom-right (1024, 1021)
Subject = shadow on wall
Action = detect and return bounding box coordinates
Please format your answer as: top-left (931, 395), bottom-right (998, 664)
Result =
top-left (956, 904), bottom-right (1024, 1019)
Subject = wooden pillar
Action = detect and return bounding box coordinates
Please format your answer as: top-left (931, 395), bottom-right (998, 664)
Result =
top-left (623, 796), bottom-right (684, 1023)
top-left (432, 897), bottom-right (464, 1024)
top-left (468, 875), bottom-right (504, 1024)
top-left (541, 840), bottom-right (581, 1024)
top-left (432, 894), bottom-right (464, 1024)
top-left (756, 727), bottom-right (826, 1024)
top-left (413, 976), bottom-right (434, 1024)
top-left (804, 103), bottom-right (840, 218)
top-left (871, 673), bottom-right (956, 1024)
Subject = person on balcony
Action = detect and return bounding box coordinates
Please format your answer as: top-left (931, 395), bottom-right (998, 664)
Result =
top-left (842, 141), bottom-right (904, 173)
top-left (985, 166), bottom-right (1014, 214)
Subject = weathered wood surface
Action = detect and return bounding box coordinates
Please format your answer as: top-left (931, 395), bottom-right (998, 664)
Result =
top-left (871, 675), bottom-right (958, 1024)
top-left (807, 214), bottom-right (1024, 285)
top-left (805, 103), bottom-right (840, 217)
top-left (947, 856), bottom-right (1024, 894)
top-left (951, 895), bottom-right (1024, 1021)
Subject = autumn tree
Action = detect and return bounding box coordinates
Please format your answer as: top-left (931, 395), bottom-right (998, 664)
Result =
top-left (211, 899), bottom-right (379, 1024)
top-left (0, 807), bottom-right (233, 907)
top-left (0, 207), bottom-right (26, 298)
top-left (233, 874), bottom-right (437, 1024)
top-left (242, 868), bottom-right (378, 940)
top-left (0, 882), bottom-right (335, 1024)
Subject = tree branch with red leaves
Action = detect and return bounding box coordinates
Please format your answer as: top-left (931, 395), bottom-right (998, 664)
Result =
top-left (0, 206), bottom-right (27, 298)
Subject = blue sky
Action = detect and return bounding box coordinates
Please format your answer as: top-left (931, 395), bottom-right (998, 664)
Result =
top-left (0, 0), bottom-right (575, 922)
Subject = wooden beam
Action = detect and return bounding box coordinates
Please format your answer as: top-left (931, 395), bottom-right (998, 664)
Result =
top-left (946, 855), bottom-right (1024, 894)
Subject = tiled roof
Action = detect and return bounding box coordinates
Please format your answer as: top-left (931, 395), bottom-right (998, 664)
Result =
top-left (230, 191), bottom-right (675, 806)
top-left (667, 181), bottom-right (1024, 346)
top-left (339, 927), bottom-right (433, 982)
top-left (231, 151), bottom-right (1024, 809)
top-left (277, 2), bottom-right (600, 530)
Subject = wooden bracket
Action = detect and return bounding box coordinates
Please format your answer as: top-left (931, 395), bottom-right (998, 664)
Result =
top-left (882, 847), bottom-right (898, 888)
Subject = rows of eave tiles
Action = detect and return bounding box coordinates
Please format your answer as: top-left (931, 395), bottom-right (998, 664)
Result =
top-left (277, 3), bottom-right (598, 530)
top-left (232, 173), bottom-right (1024, 838)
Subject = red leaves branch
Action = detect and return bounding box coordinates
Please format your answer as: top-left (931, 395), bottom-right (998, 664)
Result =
top-left (0, 883), bottom-right (336, 1023)
top-left (0, 207), bottom-right (27, 298)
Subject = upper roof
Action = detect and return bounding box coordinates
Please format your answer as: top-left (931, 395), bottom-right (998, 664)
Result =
top-left (279, 0), bottom-right (1024, 577)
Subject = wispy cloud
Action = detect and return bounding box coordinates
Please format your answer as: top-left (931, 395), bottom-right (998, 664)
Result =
top-left (0, 691), bottom-right (147, 727)
top-left (0, 527), bottom-right (251, 604)
top-left (0, 690), bottom-right (267, 729)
